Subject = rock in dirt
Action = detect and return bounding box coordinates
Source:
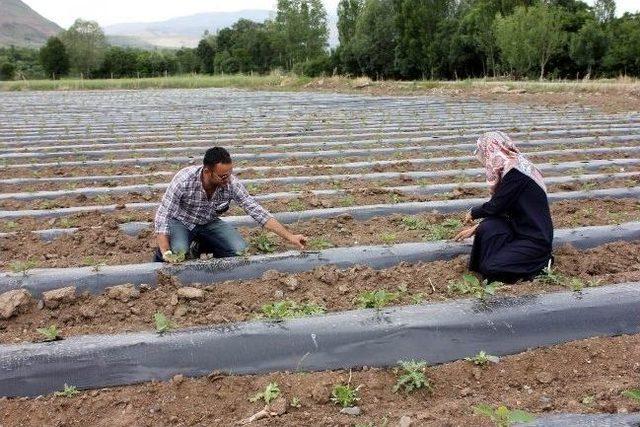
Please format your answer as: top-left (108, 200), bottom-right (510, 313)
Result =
top-left (106, 284), bottom-right (140, 302)
top-left (340, 406), bottom-right (361, 416)
top-left (313, 266), bottom-right (339, 285)
top-left (311, 383), bottom-right (330, 404)
top-left (283, 276), bottom-right (298, 291)
top-left (171, 374), bottom-right (184, 385)
top-left (261, 270), bottom-right (282, 282)
top-left (399, 415), bottom-right (412, 427)
top-left (43, 286), bottom-right (76, 309)
top-left (274, 290), bottom-right (284, 299)
top-left (536, 372), bottom-right (554, 384)
top-left (174, 305), bottom-right (188, 317)
top-left (79, 306), bottom-right (97, 319)
top-left (0, 289), bottom-right (32, 319)
top-left (177, 287), bottom-right (204, 301)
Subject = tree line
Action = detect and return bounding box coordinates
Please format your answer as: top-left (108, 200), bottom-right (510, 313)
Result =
top-left (1, 0), bottom-right (639, 81)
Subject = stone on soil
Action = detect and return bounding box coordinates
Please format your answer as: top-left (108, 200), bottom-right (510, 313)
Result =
top-left (0, 289), bottom-right (32, 319)
top-left (42, 286), bottom-right (76, 308)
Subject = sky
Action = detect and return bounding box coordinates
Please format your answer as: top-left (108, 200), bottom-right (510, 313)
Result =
top-left (23, 0), bottom-right (639, 29)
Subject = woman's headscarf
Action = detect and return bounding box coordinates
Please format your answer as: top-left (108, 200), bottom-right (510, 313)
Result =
top-left (475, 131), bottom-right (547, 195)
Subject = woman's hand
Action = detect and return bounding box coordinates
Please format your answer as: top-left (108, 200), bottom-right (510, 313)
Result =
top-left (454, 224), bottom-right (479, 242)
top-left (463, 210), bottom-right (474, 225)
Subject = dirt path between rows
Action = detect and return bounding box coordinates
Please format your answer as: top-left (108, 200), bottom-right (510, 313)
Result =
top-left (1, 331), bottom-right (638, 426)
top-left (1, 240), bottom-right (639, 344)
top-left (1, 198), bottom-right (638, 269)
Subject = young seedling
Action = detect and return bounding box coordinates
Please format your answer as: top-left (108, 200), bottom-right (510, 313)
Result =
top-left (355, 290), bottom-right (398, 309)
top-left (290, 397), bottom-right (302, 408)
top-left (536, 267), bottom-right (565, 286)
top-left (57, 217), bottom-right (77, 228)
top-left (287, 199), bottom-right (306, 212)
top-left (260, 300), bottom-right (326, 320)
top-left (380, 233), bottom-right (397, 245)
top-left (163, 250), bottom-right (186, 263)
top-left (154, 312), bottom-right (174, 334)
top-left (410, 293), bottom-right (425, 304)
top-left (622, 389), bottom-right (640, 403)
top-left (249, 382), bottom-right (280, 404)
top-left (465, 351), bottom-right (499, 366)
top-left (447, 274), bottom-right (500, 300)
top-left (331, 382), bottom-right (361, 408)
top-left (337, 195), bottom-right (356, 207)
top-left (36, 325), bottom-right (61, 342)
top-left (307, 237), bottom-right (334, 250)
top-left (473, 404), bottom-right (536, 426)
top-left (252, 232), bottom-right (277, 253)
top-left (393, 360), bottom-right (432, 394)
top-left (9, 259), bottom-right (37, 276)
top-left (424, 218), bottom-right (463, 241)
top-left (401, 216), bottom-right (428, 231)
top-left (54, 384), bottom-right (80, 398)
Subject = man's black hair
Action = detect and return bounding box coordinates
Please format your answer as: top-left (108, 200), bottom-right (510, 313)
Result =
top-left (203, 147), bottom-right (232, 168)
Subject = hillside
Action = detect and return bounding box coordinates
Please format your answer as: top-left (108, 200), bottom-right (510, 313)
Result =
top-left (104, 10), bottom-right (272, 48)
top-left (0, 0), bottom-right (62, 47)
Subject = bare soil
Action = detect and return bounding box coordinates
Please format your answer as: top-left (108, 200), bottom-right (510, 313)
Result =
top-left (1, 240), bottom-right (639, 345)
top-left (1, 198), bottom-right (638, 270)
top-left (1, 174), bottom-right (639, 211)
top-left (1, 148), bottom-right (637, 179)
top-left (1, 163), bottom-right (639, 196)
top-left (0, 331), bottom-right (638, 426)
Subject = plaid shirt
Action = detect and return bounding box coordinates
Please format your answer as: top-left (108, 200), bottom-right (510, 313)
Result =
top-left (154, 166), bottom-right (273, 234)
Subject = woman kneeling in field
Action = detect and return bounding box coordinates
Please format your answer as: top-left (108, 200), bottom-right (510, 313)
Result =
top-left (454, 131), bottom-right (553, 283)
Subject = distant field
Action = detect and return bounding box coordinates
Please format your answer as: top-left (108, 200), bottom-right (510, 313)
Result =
top-left (1, 73), bottom-right (639, 94)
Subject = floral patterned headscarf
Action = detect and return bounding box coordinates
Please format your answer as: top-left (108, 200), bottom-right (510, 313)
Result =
top-left (475, 131), bottom-right (547, 195)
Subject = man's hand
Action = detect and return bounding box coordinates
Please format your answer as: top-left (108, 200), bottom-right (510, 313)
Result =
top-left (454, 225), bottom-right (478, 242)
top-left (287, 234), bottom-right (307, 250)
top-left (163, 250), bottom-right (185, 264)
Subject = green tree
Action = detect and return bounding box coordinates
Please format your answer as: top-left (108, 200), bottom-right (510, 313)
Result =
top-left (570, 19), bottom-right (609, 77)
top-left (603, 13), bottom-right (640, 76)
top-left (351, 0), bottom-right (398, 79)
top-left (393, 0), bottom-right (452, 79)
top-left (336, 0), bottom-right (364, 75)
top-left (274, 0), bottom-right (328, 69)
top-left (196, 33), bottom-right (217, 74)
top-left (39, 36), bottom-right (70, 79)
top-left (60, 19), bottom-right (107, 77)
top-left (495, 4), bottom-right (567, 79)
top-left (594, 0), bottom-right (616, 23)
top-left (101, 46), bottom-right (138, 78)
top-left (0, 61), bottom-right (16, 80)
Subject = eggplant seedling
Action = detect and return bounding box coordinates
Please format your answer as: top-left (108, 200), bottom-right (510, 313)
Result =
top-left (447, 274), bottom-right (500, 300)
top-left (249, 382), bottom-right (280, 404)
top-left (307, 237), bottom-right (334, 250)
top-left (290, 397), bottom-right (302, 408)
top-left (154, 312), bottom-right (174, 334)
top-left (287, 199), bottom-right (306, 212)
top-left (393, 360), bottom-right (432, 394)
top-left (465, 351), bottom-right (499, 366)
top-left (622, 389), bottom-right (640, 402)
top-left (251, 232), bottom-right (277, 253)
top-left (9, 259), bottom-right (37, 275)
top-left (36, 325), bottom-right (61, 342)
top-left (54, 384), bottom-right (80, 398)
top-left (355, 290), bottom-right (398, 309)
top-left (260, 300), bottom-right (326, 320)
top-left (473, 404), bottom-right (535, 426)
top-left (331, 382), bottom-right (361, 408)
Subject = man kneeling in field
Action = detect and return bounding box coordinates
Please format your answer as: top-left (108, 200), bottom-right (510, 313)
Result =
top-left (154, 147), bottom-right (307, 262)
